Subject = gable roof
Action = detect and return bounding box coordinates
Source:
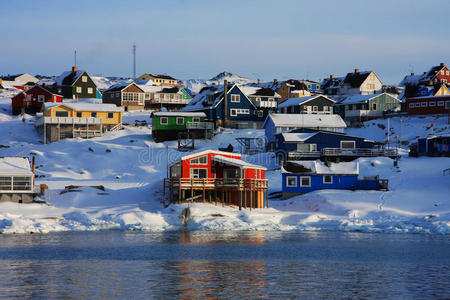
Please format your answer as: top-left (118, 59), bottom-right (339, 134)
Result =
top-left (335, 92), bottom-right (400, 105)
top-left (282, 160), bottom-right (359, 175)
top-left (343, 71), bottom-right (373, 88)
top-left (55, 70), bottom-right (86, 86)
top-left (212, 155), bottom-right (266, 170)
top-left (280, 132), bottom-right (318, 142)
top-left (278, 95), bottom-right (335, 109)
top-left (321, 76), bottom-right (344, 90)
top-left (104, 82), bottom-right (144, 93)
top-left (264, 113), bottom-right (347, 128)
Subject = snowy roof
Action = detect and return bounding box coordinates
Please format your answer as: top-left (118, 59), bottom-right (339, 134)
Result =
top-left (0, 157), bottom-right (33, 175)
top-left (282, 160), bottom-right (359, 175)
top-left (212, 155), bottom-right (266, 170)
top-left (343, 71), bottom-right (373, 88)
top-left (278, 95), bottom-right (334, 108)
top-left (266, 113), bottom-right (347, 128)
top-left (281, 132), bottom-right (318, 142)
top-left (55, 70), bottom-right (85, 86)
top-left (336, 93), bottom-right (400, 105)
top-left (239, 86), bottom-right (281, 98)
top-left (152, 112), bottom-right (206, 117)
top-left (44, 102), bottom-right (123, 112)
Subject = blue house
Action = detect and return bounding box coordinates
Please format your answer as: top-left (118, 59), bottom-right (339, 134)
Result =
top-left (183, 84), bottom-right (280, 128)
top-left (281, 160), bottom-right (387, 198)
top-left (263, 113), bottom-right (347, 150)
top-left (410, 135), bottom-right (450, 157)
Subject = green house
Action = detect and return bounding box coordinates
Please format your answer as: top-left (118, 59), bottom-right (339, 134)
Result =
top-left (151, 112), bottom-right (213, 142)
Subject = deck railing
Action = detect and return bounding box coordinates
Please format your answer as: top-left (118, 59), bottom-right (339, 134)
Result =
top-left (286, 148), bottom-right (398, 160)
top-left (164, 178), bottom-right (268, 190)
top-left (152, 98), bottom-right (190, 104)
top-left (186, 121), bottom-right (215, 130)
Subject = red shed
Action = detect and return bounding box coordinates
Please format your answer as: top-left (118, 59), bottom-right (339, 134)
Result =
top-left (11, 85), bottom-right (63, 115)
top-left (164, 150), bottom-right (268, 209)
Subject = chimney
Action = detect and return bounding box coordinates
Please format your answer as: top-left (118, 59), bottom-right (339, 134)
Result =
top-left (223, 80), bottom-right (228, 125)
top-left (354, 68), bottom-right (359, 74)
top-left (429, 80), bottom-right (433, 85)
top-left (72, 66), bottom-right (78, 73)
top-left (273, 78), bottom-right (278, 84)
top-left (330, 75), bottom-right (334, 79)
top-left (440, 62), bottom-right (445, 67)
top-left (410, 73), bottom-right (414, 76)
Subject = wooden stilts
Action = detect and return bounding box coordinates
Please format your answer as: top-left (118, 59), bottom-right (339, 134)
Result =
top-left (239, 190), bottom-right (242, 211)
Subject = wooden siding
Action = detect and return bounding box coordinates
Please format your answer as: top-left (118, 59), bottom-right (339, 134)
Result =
top-left (44, 106), bottom-right (122, 125)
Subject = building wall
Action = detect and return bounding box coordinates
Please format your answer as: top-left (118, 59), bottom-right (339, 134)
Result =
top-left (407, 96), bottom-right (450, 115)
top-left (45, 106), bottom-right (122, 125)
top-left (282, 173), bottom-right (358, 194)
top-left (152, 115), bottom-right (205, 131)
top-left (180, 152), bottom-right (241, 179)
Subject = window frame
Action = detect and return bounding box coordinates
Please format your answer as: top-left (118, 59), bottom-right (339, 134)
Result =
top-left (230, 109), bottom-right (237, 116)
top-left (160, 117), bottom-right (168, 125)
top-left (190, 168), bottom-right (208, 179)
top-left (340, 140), bottom-right (356, 149)
top-left (37, 95), bottom-right (45, 102)
top-left (230, 94), bottom-right (240, 103)
top-left (107, 112), bottom-right (114, 119)
top-left (176, 117), bottom-right (184, 125)
top-left (91, 112), bottom-right (97, 118)
top-left (82, 76), bottom-right (88, 82)
top-left (76, 86), bottom-right (82, 93)
top-left (323, 175), bottom-right (333, 184)
top-left (286, 176), bottom-right (297, 187)
top-left (300, 176), bottom-right (311, 187)
top-left (76, 112), bottom-right (82, 118)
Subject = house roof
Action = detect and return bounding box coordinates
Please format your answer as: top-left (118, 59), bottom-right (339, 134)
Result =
top-left (321, 77), bottom-right (344, 90)
top-left (280, 132), bottom-right (318, 142)
top-left (335, 92), bottom-right (400, 105)
top-left (151, 112), bottom-right (206, 117)
top-left (212, 155), bottom-right (266, 170)
top-left (282, 160), bottom-right (359, 175)
top-left (55, 70), bottom-right (86, 86)
top-left (343, 71), bottom-right (372, 88)
top-left (0, 157), bottom-right (33, 175)
top-left (44, 102), bottom-right (123, 112)
top-left (103, 82), bottom-right (135, 93)
top-left (265, 113), bottom-right (347, 128)
top-left (169, 150), bottom-right (242, 167)
top-left (399, 64), bottom-right (447, 87)
top-left (142, 74), bottom-right (177, 80)
top-left (278, 95), bottom-right (335, 108)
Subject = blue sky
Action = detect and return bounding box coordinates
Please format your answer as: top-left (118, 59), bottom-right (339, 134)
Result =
top-left (1, 0), bottom-right (449, 84)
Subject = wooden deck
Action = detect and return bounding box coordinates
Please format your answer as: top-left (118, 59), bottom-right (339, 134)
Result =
top-left (163, 178), bottom-right (268, 210)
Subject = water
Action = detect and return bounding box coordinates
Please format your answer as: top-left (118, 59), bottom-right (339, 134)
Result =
top-left (0, 231), bottom-right (448, 299)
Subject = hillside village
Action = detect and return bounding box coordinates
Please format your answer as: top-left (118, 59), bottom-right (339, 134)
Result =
top-left (0, 64), bottom-right (449, 234)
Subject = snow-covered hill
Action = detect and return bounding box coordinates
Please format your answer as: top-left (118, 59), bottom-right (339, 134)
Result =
top-left (0, 90), bottom-right (449, 234)
top-left (181, 72), bottom-right (261, 94)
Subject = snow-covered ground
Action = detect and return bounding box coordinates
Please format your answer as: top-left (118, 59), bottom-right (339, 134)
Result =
top-left (0, 90), bottom-right (449, 234)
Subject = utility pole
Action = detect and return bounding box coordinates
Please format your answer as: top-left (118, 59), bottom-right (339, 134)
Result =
top-left (74, 50), bottom-right (77, 66)
top-left (223, 80), bottom-right (228, 128)
top-left (133, 43), bottom-right (136, 80)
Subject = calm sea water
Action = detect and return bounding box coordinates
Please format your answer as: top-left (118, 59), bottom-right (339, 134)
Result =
top-left (0, 231), bottom-right (448, 299)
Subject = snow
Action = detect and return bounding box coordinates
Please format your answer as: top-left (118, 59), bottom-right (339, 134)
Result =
top-left (43, 102), bottom-right (123, 112)
top-left (0, 157), bottom-right (32, 175)
top-left (283, 160), bottom-right (359, 175)
top-left (267, 113), bottom-right (347, 128)
top-left (0, 89), bottom-right (449, 234)
top-left (212, 155), bottom-right (266, 169)
top-left (281, 132), bottom-right (317, 142)
top-left (152, 111), bottom-right (206, 117)
top-left (278, 95), bottom-right (332, 108)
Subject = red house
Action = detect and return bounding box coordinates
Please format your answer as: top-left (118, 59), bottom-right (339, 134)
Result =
top-left (11, 85), bottom-right (63, 115)
top-left (164, 150), bottom-right (268, 209)
top-left (407, 95), bottom-right (450, 115)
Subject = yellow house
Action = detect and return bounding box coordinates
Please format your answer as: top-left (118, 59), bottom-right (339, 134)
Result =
top-left (434, 84), bottom-right (450, 96)
top-left (37, 103), bottom-right (123, 143)
top-left (137, 73), bottom-right (178, 86)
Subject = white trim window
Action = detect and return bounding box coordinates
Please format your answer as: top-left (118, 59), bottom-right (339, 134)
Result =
top-left (107, 112), bottom-right (114, 119)
top-left (192, 117), bottom-right (200, 123)
top-left (190, 168), bottom-right (207, 179)
top-left (87, 87), bottom-right (93, 94)
top-left (409, 103), bottom-right (415, 108)
top-left (437, 101), bottom-right (444, 106)
top-left (176, 117), bottom-right (184, 125)
top-left (429, 101), bottom-right (436, 107)
top-left (323, 175), bottom-right (333, 184)
top-left (340, 141), bottom-right (356, 149)
top-left (300, 176), bottom-right (311, 187)
top-left (190, 155), bottom-right (207, 165)
top-left (421, 102), bottom-right (427, 107)
top-left (82, 76), bottom-right (87, 82)
top-left (286, 176), bottom-right (297, 187)
top-left (230, 109), bottom-right (237, 116)
top-left (313, 106), bottom-right (318, 112)
top-left (230, 94), bottom-right (240, 102)
top-left (76, 86), bottom-right (82, 93)
top-left (37, 95), bottom-right (45, 102)
top-left (160, 117), bottom-right (168, 125)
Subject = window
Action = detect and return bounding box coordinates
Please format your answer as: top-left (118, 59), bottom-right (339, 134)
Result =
top-left (55, 111), bottom-right (69, 117)
top-left (372, 103), bottom-right (377, 110)
top-left (300, 176), bottom-right (311, 187)
top-left (323, 106), bottom-right (329, 111)
top-left (258, 110), bottom-right (263, 117)
top-left (341, 141), bottom-right (356, 149)
top-left (108, 112), bottom-right (114, 119)
top-left (138, 94), bottom-right (144, 105)
top-left (313, 106), bottom-right (318, 112)
top-left (409, 103), bottom-right (415, 108)
top-left (0, 176), bottom-right (12, 190)
top-left (323, 175), bottom-right (333, 184)
top-left (224, 169), bottom-right (239, 178)
top-left (12, 176), bottom-right (32, 191)
top-left (438, 101), bottom-right (444, 106)
top-left (306, 106), bottom-right (312, 112)
top-left (446, 71), bottom-right (450, 76)
top-left (190, 155), bottom-right (207, 165)
top-left (76, 112), bottom-right (82, 118)
top-left (446, 101), bottom-right (450, 109)
top-left (415, 103), bottom-right (421, 108)
top-left (443, 79), bottom-right (448, 83)
top-left (164, 94), bottom-right (170, 100)
top-left (286, 176), bottom-right (297, 187)
top-left (231, 94), bottom-right (240, 102)
top-left (82, 76), bottom-right (87, 82)
top-left (26, 95), bottom-right (31, 101)
top-left (176, 117), bottom-right (184, 125)
top-left (190, 168), bottom-right (207, 179)
top-left (429, 102), bottom-right (436, 107)
top-left (160, 117), bottom-right (168, 125)
top-left (421, 102), bottom-right (427, 107)
top-left (441, 70), bottom-right (445, 75)
top-left (91, 112), bottom-right (97, 118)
top-left (193, 117), bottom-right (200, 123)
top-left (174, 94), bottom-right (179, 100)
top-left (297, 143), bottom-right (316, 152)
top-left (230, 109), bottom-right (237, 116)
top-left (145, 94), bottom-right (150, 100)
top-left (87, 87), bottom-right (93, 94)
top-left (171, 163), bottom-right (181, 178)
top-left (37, 95), bottom-right (45, 102)
top-left (76, 86), bottom-right (82, 93)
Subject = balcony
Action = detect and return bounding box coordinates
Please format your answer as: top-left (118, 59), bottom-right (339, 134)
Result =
top-left (164, 178), bottom-right (268, 190)
top-left (186, 121), bottom-right (214, 130)
top-left (35, 116), bottom-right (102, 127)
top-left (152, 98), bottom-right (191, 105)
top-left (322, 148), bottom-right (398, 157)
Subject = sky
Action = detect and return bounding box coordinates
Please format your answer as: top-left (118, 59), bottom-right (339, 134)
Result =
top-left (1, 0), bottom-right (450, 84)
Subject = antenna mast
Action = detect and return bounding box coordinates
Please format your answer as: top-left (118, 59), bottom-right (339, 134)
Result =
top-left (74, 50), bottom-right (77, 66)
top-left (133, 43), bottom-right (136, 80)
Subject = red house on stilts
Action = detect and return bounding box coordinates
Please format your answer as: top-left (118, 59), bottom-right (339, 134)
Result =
top-left (164, 150), bottom-right (268, 209)
top-left (11, 85), bottom-right (63, 115)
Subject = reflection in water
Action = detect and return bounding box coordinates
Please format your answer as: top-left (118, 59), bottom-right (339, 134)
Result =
top-left (0, 231), bottom-right (449, 299)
